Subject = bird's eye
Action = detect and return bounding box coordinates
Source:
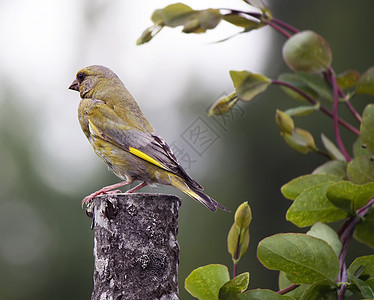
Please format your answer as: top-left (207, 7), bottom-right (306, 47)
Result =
top-left (77, 73), bottom-right (85, 82)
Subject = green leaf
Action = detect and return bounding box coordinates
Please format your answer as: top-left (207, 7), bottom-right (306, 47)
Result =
top-left (151, 9), bottom-right (163, 24)
top-left (368, 279), bottom-right (374, 293)
top-left (222, 14), bottom-right (259, 29)
top-left (209, 92), bottom-right (239, 116)
top-left (281, 174), bottom-right (340, 200)
top-left (321, 133), bottom-right (346, 161)
top-left (279, 272), bottom-right (309, 298)
top-left (185, 264), bottom-right (230, 300)
top-left (349, 275), bottom-right (374, 298)
top-left (237, 229), bottom-right (249, 262)
top-left (312, 160), bottom-right (347, 179)
top-left (284, 104), bottom-right (320, 117)
top-left (239, 289), bottom-right (294, 300)
top-left (326, 181), bottom-right (374, 212)
top-left (276, 110), bottom-right (295, 134)
top-left (246, 0), bottom-right (267, 11)
top-left (293, 128), bottom-right (316, 151)
top-left (159, 3), bottom-right (195, 27)
top-left (248, 0), bottom-right (273, 21)
top-left (229, 70), bottom-right (271, 102)
top-left (183, 9), bottom-right (222, 33)
top-left (227, 202), bottom-right (252, 262)
top-left (277, 73), bottom-right (318, 102)
top-left (281, 127), bottom-right (317, 154)
top-left (353, 137), bottom-right (373, 158)
top-left (137, 3), bottom-right (197, 45)
top-left (219, 272), bottom-right (249, 299)
top-left (198, 9), bottom-right (222, 30)
top-left (336, 70), bottom-right (361, 90)
top-left (279, 271), bottom-right (295, 289)
top-left (361, 104), bottom-right (374, 154)
top-left (348, 258), bottom-right (374, 298)
top-left (182, 18), bottom-right (201, 33)
top-left (354, 209), bottom-right (374, 248)
top-left (257, 233), bottom-right (340, 284)
top-left (136, 24), bottom-right (163, 45)
top-left (299, 280), bottom-right (336, 300)
top-left (227, 224), bottom-right (250, 262)
top-left (356, 66), bottom-right (374, 96)
top-left (347, 156), bottom-right (374, 184)
top-left (297, 72), bottom-right (333, 102)
top-left (234, 202), bottom-right (252, 229)
top-left (227, 224), bottom-right (240, 260)
top-left (286, 182), bottom-right (347, 227)
top-left (282, 30), bottom-right (332, 73)
top-left (348, 255), bottom-right (374, 279)
top-left (306, 222), bottom-right (342, 257)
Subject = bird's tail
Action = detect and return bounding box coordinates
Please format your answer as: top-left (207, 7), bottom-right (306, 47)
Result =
top-left (170, 176), bottom-right (229, 212)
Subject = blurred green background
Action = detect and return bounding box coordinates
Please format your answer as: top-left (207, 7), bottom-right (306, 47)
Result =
top-left (0, 0), bottom-right (373, 299)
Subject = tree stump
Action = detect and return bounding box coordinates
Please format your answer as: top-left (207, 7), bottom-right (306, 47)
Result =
top-left (86, 193), bottom-right (181, 300)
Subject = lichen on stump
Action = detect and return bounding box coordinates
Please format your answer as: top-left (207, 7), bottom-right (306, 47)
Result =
top-left (87, 193), bottom-right (181, 300)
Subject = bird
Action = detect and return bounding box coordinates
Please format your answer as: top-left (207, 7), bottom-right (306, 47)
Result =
top-left (69, 65), bottom-right (228, 212)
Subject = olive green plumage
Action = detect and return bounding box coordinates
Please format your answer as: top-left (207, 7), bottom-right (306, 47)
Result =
top-left (69, 65), bottom-right (228, 212)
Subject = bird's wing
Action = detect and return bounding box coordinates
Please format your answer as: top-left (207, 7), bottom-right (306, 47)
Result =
top-left (87, 100), bottom-right (203, 189)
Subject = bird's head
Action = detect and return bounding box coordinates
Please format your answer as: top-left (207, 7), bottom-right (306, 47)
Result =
top-left (69, 65), bottom-right (120, 98)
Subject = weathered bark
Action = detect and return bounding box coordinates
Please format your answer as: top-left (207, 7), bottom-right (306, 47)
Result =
top-left (86, 193), bottom-right (181, 300)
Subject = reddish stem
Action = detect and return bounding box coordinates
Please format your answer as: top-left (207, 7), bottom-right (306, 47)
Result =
top-left (272, 80), bottom-right (360, 136)
top-left (336, 198), bottom-right (374, 299)
top-left (277, 284), bottom-right (299, 295)
top-left (345, 101), bottom-right (362, 123)
top-left (271, 18), bottom-right (299, 34)
top-left (264, 20), bottom-right (291, 38)
top-left (233, 262), bottom-right (238, 279)
top-left (233, 231), bottom-right (241, 278)
top-left (328, 71), bottom-right (352, 161)
top-left (220, 9), bottom-right (296, 38)
top-left (326, 74), bottom-right (362, 123)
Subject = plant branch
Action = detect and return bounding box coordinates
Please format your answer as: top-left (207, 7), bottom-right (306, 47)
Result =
top-left (263, 20), bottom-right (292, 38)
top-left (272, 80), bottom-right (360, 136)
top-left (336, 217), bottom-right (352, 236)
top-left (277, 284), bottom-right (299, 295)
top-left (239, 11), bottom-right (299, 36)
top-left (271, 18), bottom-right (299, 34)
top-left (220, 9), bottom-right (296, 38)
top-left (337, 283), bottom-right (347, 300)
top-left (328, 71), bottom-right (352, 161)
top-left (243, 12), bottom-right (294, 38)
top-left (233, 232), bottom-right (241, 278)
top-left (338, 219), bottom-right (358, 281)
top-left (345, 101), bottom-right (362, 123)
top-left (325, 74), bottom-right (362, 123)
top-left (316, 149), bottom-right (332, 159)
top-left (337, 198), bottom-right (374, 299)
top-left (233, 261), bottom-right (238, 279)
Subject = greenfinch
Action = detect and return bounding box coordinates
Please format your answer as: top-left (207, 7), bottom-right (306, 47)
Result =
top-left (69, 65), bottom-right (228, 212)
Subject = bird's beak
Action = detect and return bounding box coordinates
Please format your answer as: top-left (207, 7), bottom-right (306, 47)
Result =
top-left (68, 79), bottom-right (79, 91)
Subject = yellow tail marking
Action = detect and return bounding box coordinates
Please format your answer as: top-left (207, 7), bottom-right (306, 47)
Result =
top-left (174, 178), bottom-right (199, 200)
top-left (129, 147), bottom-right (166, 169)
top-left (183, 189), bottom-right (199, 200)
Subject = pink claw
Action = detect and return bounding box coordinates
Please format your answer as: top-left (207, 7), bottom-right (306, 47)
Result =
top-left (81, 180), bottom-right (134, 209)
top-left (81, 189), bottom-right (124, 208)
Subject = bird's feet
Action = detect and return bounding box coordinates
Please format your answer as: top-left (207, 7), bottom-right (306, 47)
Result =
top-left (124, 181), bottom-right (148, 194)
top-left (81, 189), bottom-right (122, 208)
top-left (81, 180), bottom-right (133, 208)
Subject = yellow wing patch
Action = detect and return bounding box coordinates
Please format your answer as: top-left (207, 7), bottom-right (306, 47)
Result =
top-left (88, 119), bottom-right (100, 136)
top-left (88, 117), bottom-right (167, 170)
top-left (129, 147), bottom-right (166, 169)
